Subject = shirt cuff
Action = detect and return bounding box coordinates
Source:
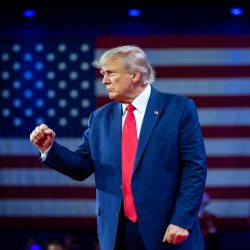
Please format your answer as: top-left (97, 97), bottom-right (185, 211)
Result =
top-left (40, 146), bottom-right (52, 161)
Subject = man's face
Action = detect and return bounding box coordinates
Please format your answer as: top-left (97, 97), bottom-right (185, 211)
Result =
top-left (100, 56), bottom-right (137, 103)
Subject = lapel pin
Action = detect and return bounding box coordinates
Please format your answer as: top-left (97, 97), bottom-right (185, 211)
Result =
top-left (154, 111), bottom-right (159, 115)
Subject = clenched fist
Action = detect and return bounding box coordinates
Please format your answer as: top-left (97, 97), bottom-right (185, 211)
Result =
top-left (162, 224), bottom-right (189, 245)
top-left (30, 124), bottom-right (56, 153)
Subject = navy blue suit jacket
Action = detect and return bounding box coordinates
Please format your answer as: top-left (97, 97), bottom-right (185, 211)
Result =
top-left (44, 87), bottom-right (207, 250)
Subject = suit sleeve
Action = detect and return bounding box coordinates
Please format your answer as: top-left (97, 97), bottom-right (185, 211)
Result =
top-left (42, 113), bottom-right (94, 181)
top-left (170, 99), bottom-right (207, 230)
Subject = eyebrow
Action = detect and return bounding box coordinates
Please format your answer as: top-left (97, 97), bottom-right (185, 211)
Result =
top-left (100, 69), bottom-right (114, 75)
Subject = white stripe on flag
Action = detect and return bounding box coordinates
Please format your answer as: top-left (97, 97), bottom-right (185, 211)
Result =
top-left (198, 109), bottom-right (250, 125)
top-left (153, 79), bottom-right (250, 96)
top-left (0, 169), bottom-right (95, 186)
top-left (206, 200), bottom-right (250, 217)
top-left (206, 169), bottom-right (250, 187)
top-left (0, 138), bottom-right (82, 155)
top-left (0, 199), bottom-right (95, 216)
top-left (204, 139), bottom-right (250, 156)
top-left (95, 48), bottom-right (250, 65)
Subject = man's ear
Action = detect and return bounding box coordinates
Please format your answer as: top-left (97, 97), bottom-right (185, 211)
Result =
top-left (131, 71), bottom-right (141, 83)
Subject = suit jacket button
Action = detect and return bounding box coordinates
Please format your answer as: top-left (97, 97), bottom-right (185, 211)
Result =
top-left (116, 212), bottom-right (119, 217)
top-left (120, 185), bottom-right (122, 189)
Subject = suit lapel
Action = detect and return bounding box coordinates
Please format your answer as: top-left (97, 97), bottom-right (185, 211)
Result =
top-left (110, 103), bottom-right (123, 170)
top-left (134, 88), bottom-right (164, 173)
top-left (109, 88), bottom-right (164, 173)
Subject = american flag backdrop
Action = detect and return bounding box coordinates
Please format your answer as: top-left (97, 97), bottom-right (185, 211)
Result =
top-left (0, 36), bottom-right (97, 230)
top-left (0, 35), bottom-right (250, 230)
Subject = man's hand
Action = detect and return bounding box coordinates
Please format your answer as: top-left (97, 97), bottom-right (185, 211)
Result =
top-left (30, 124), bottom-right (56, 153)
top-left (162, 224), bottom-right (189, 245)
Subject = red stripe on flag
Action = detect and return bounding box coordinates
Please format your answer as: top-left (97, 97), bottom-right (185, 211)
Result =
top-left (0, 186), bottom-right (96, 199)
top-left (216, 218), bottom-right (250, 230)
top-left (96, 97), bottom-right (111, 107)
top-left (202, 126), bottom-right (250, 138)
top-left (155, 66), bottom-right (250, 78)
top-left (206, 187), bottom-right (250, 199)
top-left (189, 96), bottom-right (250, 108)
top-left (96, 35), bottom-right (250, 48)
top-left (207, 156), bottom-right (250, 168)
top-left (0, 217), bottom-right (97, 230)
top-left (0, 156), bottom-right (40, 168)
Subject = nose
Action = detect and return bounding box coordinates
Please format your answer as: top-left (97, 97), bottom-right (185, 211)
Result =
top-left (102, 74), bottom-right (110, 85)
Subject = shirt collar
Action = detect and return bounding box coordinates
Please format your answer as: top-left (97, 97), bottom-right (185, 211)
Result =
top-left (122, 84), bottom-right (151, 114)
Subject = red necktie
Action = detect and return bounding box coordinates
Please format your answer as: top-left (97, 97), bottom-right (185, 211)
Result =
top-left (122, 104), bottom-right (138, 222)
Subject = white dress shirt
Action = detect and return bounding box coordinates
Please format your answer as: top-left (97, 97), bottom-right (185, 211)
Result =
top-left (122, 84), bottom-right (151, 138)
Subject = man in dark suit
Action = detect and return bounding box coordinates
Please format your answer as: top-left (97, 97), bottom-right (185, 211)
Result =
top-left (30, 45), bottom-right (207, 250)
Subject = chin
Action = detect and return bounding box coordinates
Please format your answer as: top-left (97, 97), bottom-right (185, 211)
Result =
top-left (108, 94), bottom-right (115, 100)
top-left (108, 93), bottom-right (124, 102)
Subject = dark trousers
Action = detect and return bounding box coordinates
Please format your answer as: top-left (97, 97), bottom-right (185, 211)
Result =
top-left (114, 205), bottom-right (146, 250)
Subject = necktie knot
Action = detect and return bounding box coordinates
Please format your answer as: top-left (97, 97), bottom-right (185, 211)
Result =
top-left (127, 104), bottom-right (136, 113)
